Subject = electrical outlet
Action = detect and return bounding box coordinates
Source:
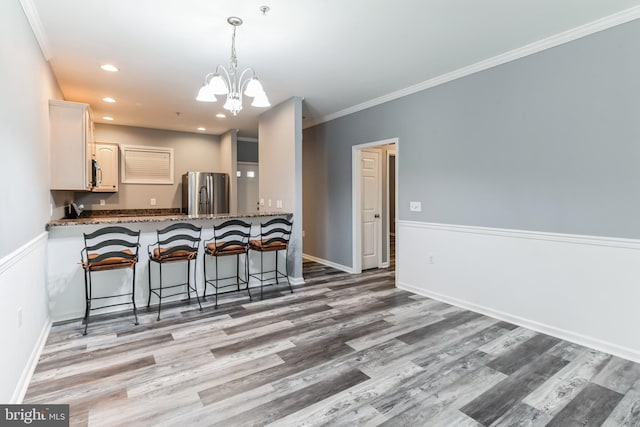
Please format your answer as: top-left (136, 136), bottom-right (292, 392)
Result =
top-left (410, 201), bottom-right (422, 212)
top-left (150, 198), bottom-right (157, 206)
top-left (276, 200), bottom-right (283, 209)
top-left (17, 307), bottom-right (22, 328)
top-left (100, 199), bottom-right (106, 206)
top-left (260, 198), bottom-right (265, 206)
top-left (268, 199), bottom-right (272, 207)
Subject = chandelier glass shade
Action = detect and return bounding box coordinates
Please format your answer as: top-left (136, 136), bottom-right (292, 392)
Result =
top-left (196, 17), bottom-right (270, 116)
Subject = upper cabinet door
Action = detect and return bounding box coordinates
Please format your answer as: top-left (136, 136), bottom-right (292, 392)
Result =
top-left (93, 142), bottom-right (119, 192)
top-left (49, 100), bottom-right (93, 191)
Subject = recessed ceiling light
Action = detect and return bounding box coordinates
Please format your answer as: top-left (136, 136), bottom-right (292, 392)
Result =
top-left (100, 64), bottom-right (119, 72)
top-left (216, 113), bottom-right (226, 118)
top-left (102, 97), bottom-right (116, 103)
top-left (197, 127), bottom-right (206, 131)
top-left (103, 116), bottom-right (114, 121)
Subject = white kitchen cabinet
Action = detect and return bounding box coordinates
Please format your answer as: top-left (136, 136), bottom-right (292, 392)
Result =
top-left (49, 100), bottom-right (95, 190)
top-left (93, 142), bottom-right (119, 192)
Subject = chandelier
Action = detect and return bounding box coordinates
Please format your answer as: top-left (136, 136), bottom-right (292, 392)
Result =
top-left (196, 17), bottom-right (270, 116)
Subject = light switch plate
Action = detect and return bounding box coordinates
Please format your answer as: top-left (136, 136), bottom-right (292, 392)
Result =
top-left (410, 201), bottom-right (422, 212)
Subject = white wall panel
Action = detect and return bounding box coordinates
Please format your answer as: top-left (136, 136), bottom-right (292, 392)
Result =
top-left (398, 220), bottom-right (640, 362)
top-left (0, 233), bottom-right (50, 402)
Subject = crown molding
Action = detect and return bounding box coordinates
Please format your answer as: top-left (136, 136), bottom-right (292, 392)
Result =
top-left (303, 6), bottom-right (640, 129)
top-left (19, 0), bottom-right (52, 61)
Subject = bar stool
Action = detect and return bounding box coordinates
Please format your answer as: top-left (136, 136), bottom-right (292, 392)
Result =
top-left (249, 217), bottom-right (293, 299)
top-left (147, 222), bottom-right (202, 320)
top-left (80, 226), bottom-right (140, 335)
top-left (202, 219), bottom-right (252, 308)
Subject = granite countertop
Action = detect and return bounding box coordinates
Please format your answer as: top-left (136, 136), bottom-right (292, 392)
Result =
top-left (46, 210), bottom-right (292, 230)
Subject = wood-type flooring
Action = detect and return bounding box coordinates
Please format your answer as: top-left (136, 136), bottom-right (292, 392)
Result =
top-left (24, 256), bottom-right (640, 426)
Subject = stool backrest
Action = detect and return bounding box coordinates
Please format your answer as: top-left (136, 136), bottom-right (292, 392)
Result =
top-left (82, 226), bottom-right (140, 264)
top-left (151, 222), bottom-right (201, 259)
top-left (260, 217), bottom-right (293, 246)
top-left (212, 219), bottom-right (252, 251)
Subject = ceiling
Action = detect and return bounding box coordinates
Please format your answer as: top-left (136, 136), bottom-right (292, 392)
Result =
top-left (28, 0), bottom-right (640, 139)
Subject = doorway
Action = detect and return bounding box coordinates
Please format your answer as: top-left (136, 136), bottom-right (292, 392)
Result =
top-left (352, 138), bottom-right (398, 275)
top-left (237, 161), bottom-right (259, 213)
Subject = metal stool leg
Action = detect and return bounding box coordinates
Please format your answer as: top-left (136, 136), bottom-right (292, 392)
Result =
top-left (246, 251), bottom-right (252, 301)
top-left (83, 269), bottom-right (91, 335)
top-left (186, 259), bottom-right (191, 302)
top-left (237, 254), bottom-right (241, 291)
top-left (192, 258), bottom-right (202, 311)
top-left (157, 262), bottom-right (163, 321)
top-left (284, 249), bottom-right (293, 293)
top-left (214, 256), bottom-right (219, 309)
top-left (147, 259), bottom-right (152, 310)
top-left (132, 264), bottom-right (139, 325)
top-left (260, 251), bottom-right (264, 300)
top-left (202, 255), bottom-right (208, 300)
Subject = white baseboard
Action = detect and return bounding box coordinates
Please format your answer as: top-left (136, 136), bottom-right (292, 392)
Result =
top-left (397, 220), bottom-right (640, 363)
top-left (289, 276), bottom-right (305, 286)
top-left (303, 253), bottom-right (355, 274)
top-left (11, 318), bottom-right (51, 403)
top-left (399, 281), bottom-right (640, 364)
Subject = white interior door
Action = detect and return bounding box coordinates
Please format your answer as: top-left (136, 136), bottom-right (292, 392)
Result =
top-left (361, 149), bottom-right (381, 270)
top-left (237, 162), bottom-right (259, 213)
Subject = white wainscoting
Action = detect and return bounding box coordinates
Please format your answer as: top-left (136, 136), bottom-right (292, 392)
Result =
top-left (0, 232), bottom-right (51, 403)
top-left (397, 220), bottom-right (640, 363)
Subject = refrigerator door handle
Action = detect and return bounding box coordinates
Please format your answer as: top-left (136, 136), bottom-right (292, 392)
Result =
top-left (207, 175), bottom-right (212, 214)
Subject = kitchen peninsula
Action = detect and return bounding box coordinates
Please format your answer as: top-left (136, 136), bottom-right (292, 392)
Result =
top-left (46, 210), bottom-right (292, 322)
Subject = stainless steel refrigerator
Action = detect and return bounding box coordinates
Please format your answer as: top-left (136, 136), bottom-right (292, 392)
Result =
top-left (182, 172), bottom-right (229, 215)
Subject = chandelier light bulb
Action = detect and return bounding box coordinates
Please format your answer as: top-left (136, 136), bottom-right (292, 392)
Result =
top-left (244, 77), bottom-right (264, 97)
top-left (209, 74), bottom-right (229, 95)
top-left (196, 85), bottom-right (217, 102)
top-left (251, 92), bottom-right (270, 108)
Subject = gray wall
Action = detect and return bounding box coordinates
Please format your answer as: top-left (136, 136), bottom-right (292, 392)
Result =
top-left (259, 97), bottom-right (304, 280)
top-left (219, 129), bottom-right (238, 213)
top-left (0, 1), bottom-right (61, 258)
top-left (74, 124), bottom-right (222, 211)
top-left (0, 0), bottom-right (60, 402)
top-left (237, 140), bottom-right (259, 163)
top-left (303, 19), bottom-right (640, 267)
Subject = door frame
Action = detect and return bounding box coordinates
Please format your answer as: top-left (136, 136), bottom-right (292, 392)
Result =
top-left (352, 137), bottom-right (398, 275)
top-left (385, 148), bottom-right (396, 261)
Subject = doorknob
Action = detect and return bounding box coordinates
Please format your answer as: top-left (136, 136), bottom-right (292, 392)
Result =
top-left (374, 214), bottom-right (380, 218)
